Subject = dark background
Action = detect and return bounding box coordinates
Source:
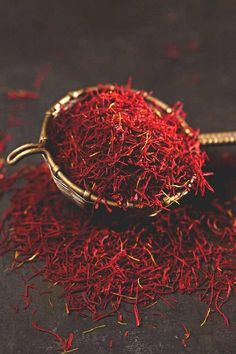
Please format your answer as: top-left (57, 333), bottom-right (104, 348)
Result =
top-left (0, 0), bottom-right (236, 353)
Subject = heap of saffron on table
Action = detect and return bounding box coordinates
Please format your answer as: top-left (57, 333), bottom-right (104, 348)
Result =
top-left (48, 84), bottom-right (211, 210)
top-left (0, 162), bottom-right (235, 331)
top-left (1, 84), bottom-right (235, 351)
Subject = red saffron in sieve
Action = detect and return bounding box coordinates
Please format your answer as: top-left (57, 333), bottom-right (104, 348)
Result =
top-left (48, 84), bottom-right (210, 211)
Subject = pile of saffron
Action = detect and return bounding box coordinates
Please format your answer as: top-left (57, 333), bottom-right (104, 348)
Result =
top-left (48, 84), bottom-right (211, 210)
top-left (0, 162), bottom-right (235, 341)
top-left (1, 85), bottom-right (235, 351)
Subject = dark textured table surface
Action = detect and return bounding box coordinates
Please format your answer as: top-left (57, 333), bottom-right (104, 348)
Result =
top-left (0, 0), bottom-right (236, 353)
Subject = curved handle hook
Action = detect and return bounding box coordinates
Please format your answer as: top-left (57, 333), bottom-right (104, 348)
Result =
top-left (7, 143), bottom-right (48, 165)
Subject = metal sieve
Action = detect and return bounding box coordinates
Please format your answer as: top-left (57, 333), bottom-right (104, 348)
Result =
top-left (6, 85), bottom-right (236, 217)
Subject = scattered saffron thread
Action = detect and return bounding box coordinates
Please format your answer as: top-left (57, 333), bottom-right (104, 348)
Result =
top-left (31, 321), bottom-right (75, 353)
top-left (182, 323), bottom-right (191, 347)
top-left (0, 163), bottom-right (235, 329)
top-left (6, 90), bottom-right (39, 100)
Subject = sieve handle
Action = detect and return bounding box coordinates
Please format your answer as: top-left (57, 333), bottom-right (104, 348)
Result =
top-left (199, 131), bottom-right (236, 146)
top-left (7, 143), bottom-right (48, 165)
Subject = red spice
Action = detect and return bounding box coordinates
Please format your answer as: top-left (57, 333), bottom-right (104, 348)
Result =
top-left (0, 162), bottom-right (235, 330)
top-left (134, 304), bottom-right (141, 327)
top-left (23, 284), bottom-right (35, 310)
top-left (117, 311), bottom-right (123, 323)
top-left (124, 330), bottom-right (129, 337)
top-left (6, 90), bottom-right (39, 100)
top-left (48, 84), bottom-right (210, 211)
top-left (32, 321), bottom-right (76, 352)
top-left (182, 323), bottom-right (191, 347)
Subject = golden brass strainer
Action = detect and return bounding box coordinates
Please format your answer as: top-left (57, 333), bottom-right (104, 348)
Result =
top-left (6, 85), bottom-right (236, 217)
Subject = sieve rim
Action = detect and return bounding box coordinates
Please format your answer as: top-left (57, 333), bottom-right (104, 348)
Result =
top-left (38, 84), bottom-right (195, 215)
